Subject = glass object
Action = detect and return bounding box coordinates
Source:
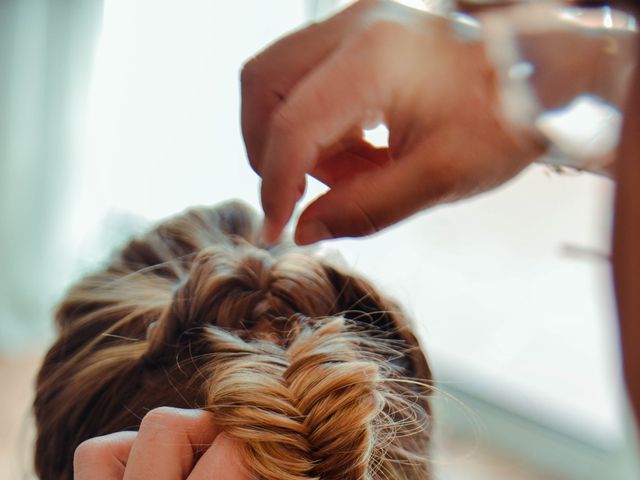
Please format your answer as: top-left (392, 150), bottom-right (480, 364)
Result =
top-left (479, 2), bottom-right (638, 173)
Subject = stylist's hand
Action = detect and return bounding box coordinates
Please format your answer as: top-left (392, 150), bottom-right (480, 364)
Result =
top-left (242, 0), bottom-right (543, 245)
top-left (73, 407), bottom-right (250, 479)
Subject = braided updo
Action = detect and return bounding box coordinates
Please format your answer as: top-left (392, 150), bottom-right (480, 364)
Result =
top-left (33, 201), bottom-right (432, 479)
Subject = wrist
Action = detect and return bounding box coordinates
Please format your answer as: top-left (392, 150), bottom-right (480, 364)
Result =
top-left (449, 10), bottom-right (548, 160)
top-left (477, 3), bottom-right (638, 174)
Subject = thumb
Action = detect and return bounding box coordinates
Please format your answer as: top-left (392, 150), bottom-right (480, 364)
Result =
top-left (294, 148), bottom-right (457, 245)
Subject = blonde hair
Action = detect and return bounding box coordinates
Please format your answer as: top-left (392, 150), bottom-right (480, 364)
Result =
top-left (33, 201), bottom-right (432, 479)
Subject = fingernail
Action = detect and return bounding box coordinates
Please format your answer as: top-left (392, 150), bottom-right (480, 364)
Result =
top-left (296, 220), bottom-right (332, 245)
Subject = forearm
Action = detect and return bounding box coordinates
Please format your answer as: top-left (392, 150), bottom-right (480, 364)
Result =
top-left (612, 54), bottom-right (640, 426)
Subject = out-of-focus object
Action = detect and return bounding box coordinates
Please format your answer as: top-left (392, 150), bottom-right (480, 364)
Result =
top-left (0, 0), bottom-right (103, 351)
top-left (476, 2), bottom-right (637, 173)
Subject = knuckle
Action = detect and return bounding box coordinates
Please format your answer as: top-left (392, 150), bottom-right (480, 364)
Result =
top-left (360, 19), bottom-right (404, 45)
top-left (352, 21), bottom-right (405, 91)
top-left (422, 160), bottom-right (463, 200)
top-left (270, 104), bottom-right (299, 137)
top-left (74, 437), bottom-right (109, 466)
top-left (240, 57), bottom-right (261, 93)
top-left (140, 406), bottom-right (184, 432)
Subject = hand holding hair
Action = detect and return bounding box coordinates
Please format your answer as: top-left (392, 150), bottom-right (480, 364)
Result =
top-left (35, 201), bottom-right (432, 480)
top-left (242, 0), bottom-right (544, 245)
top-left (73, 408), bottom-right (250, 480)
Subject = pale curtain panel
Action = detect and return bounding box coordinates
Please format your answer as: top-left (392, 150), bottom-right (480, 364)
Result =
top-left (0, 0), bottom-right (103, 351)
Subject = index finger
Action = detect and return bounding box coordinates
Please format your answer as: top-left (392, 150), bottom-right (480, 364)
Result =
top-left (260, 28), bottom-right (393, 242)
top-left (241, 0), bottom-right (380, 172)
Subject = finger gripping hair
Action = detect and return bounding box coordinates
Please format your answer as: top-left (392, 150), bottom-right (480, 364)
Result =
top-left (204, 318), bottom-right (398, 480)
top-left (33, 201), bottom-right (431, 480)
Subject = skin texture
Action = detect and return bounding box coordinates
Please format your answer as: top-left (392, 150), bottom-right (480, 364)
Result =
top-left (241, 0), bottom-right (543, 245)
top-left (242, 0), bottom-right (640, 428)
top-left (69, 2), bottom-right (640, 475)
top-left (73, 408), bottom-right (251, 480)
top-left (612, 50), bottom-right (640, 425)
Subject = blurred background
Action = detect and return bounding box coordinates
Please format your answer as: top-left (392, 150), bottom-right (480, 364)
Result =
top-left (1, 0), bottom-right (638, 479)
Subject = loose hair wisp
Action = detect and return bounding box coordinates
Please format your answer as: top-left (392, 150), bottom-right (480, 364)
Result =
top-left (34, 201), bottom-right (432, 480)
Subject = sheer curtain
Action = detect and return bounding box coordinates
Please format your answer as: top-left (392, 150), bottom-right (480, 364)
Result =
top-left (0, 1), bottom-right (320, 351)
top-left (0, 0), bottom-right (103, 350)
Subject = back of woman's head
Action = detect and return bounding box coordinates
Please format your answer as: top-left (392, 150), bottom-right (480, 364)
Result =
top-left (33, 201), bottom-right (432, 480)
